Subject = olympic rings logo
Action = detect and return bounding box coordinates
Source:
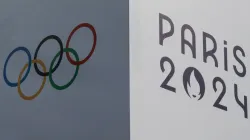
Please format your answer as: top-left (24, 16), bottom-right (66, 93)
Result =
top-left (3, 23), bottom-right (97, 100)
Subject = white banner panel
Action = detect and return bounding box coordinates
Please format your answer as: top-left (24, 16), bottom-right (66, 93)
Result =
top-left (130, 0), bottom-right (250, 140)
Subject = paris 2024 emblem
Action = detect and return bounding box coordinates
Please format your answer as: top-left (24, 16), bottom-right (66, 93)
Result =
top-left (183, 67), bottom-right (205, 100)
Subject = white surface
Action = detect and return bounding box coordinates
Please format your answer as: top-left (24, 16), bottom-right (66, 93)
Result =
top-left (130, 0), bottom-right (250, 140)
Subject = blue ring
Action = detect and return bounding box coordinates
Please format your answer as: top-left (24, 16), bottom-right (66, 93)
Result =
top-left (3, 46), bottom-right (32, 87)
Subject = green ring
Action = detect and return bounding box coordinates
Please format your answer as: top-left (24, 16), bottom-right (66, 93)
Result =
top-left (49, 48), bottom-right (80, 90)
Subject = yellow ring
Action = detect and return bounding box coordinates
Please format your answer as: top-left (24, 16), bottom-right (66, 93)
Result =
top-left (17, 59), bottom-right (46, 100)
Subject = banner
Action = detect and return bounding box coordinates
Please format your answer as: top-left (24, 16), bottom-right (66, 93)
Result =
top-left (0, 0), bottom-right (129, 139)
top-left (1, 0), bottom-right (250, 139)
top-left (130, 0), bottom-right (250, 140)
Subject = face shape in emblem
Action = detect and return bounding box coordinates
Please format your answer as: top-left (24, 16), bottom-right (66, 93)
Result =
top-left (183, 67), bottom-right (205, 100)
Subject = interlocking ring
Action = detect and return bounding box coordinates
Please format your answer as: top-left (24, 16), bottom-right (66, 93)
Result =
top-left (18, 59), bottom-right (46, 100)
top-left (34, 35), bottom-right (63, 77)
top-left (49, 48), bottom-right (80, 90)
top-left (66, 23), bottom-right (97, 65)
top-left (3, 23), bottom-right (97, 100)
top-left (3, 46), bottom-right (32, 87)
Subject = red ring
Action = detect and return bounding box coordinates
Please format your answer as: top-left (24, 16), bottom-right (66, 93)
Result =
top-left (66, 23), bottom-right (97, 65)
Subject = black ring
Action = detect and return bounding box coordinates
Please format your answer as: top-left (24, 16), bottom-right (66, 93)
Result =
top-left (34, 35), bottom-right (63, 77)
